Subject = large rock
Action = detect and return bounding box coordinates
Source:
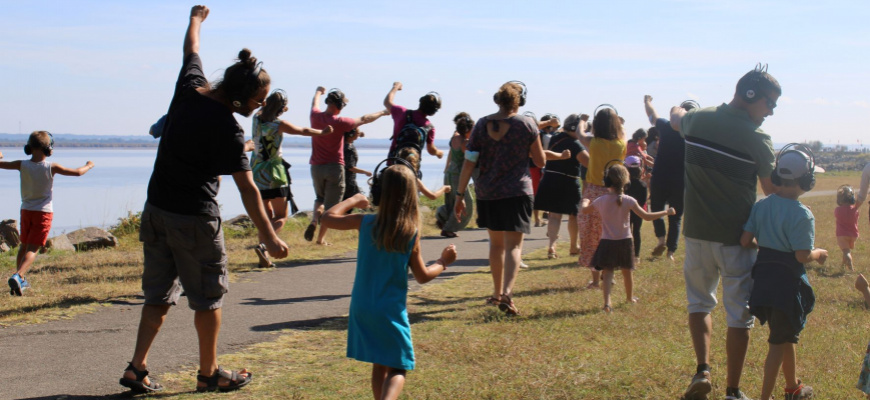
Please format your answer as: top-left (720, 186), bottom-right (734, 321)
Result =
top-left (224, 214), bottom-right (254, 231)
top-left (0, 219), bottom-right (20, 248)
top-left (45, 234), bottom-right (76, 252)
top-left (66, 227), bottom-right (117, 251)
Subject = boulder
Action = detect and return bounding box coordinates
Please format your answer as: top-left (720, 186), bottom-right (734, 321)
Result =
top-left (0, 219), bottom-right (20, 248)
top-left (224, 214), bottom-right (254, 231)
top-left (45, 234), bottom-right (76, 252)
top-left (66, 227), bottom-right (117, 251)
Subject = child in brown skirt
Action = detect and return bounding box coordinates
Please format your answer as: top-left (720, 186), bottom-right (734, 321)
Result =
top-left (581, 164), bottom-right (674, 313)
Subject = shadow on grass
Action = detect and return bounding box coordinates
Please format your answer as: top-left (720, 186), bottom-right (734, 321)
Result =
top-left (0, 295), bottom-right (98, 319)
top-left (64, 273), bottom-right (141, 285)
top-left (18, 389), bottom-right (197, 399)
top-left (240, 294), bottom-right (350, 307)
top-left (251, 307), bottom-right (463, 333)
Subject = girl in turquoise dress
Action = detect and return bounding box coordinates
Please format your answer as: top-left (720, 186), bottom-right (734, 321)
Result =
top-left (249, 89), bottom-right (332, 266)
top-left (321, 164), bottom-right (457, 400)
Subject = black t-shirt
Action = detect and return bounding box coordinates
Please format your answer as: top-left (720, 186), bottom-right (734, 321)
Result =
top-left (650, 118), bottom-right (685, 185)
top-left (545, 132), bottom-right (584, 177)
top-left (626, 176), bottom-right (648, 207)
top-left (146, 53), bottom-right (250, 217)
top-left (343, 142), bottom-right (359, 187)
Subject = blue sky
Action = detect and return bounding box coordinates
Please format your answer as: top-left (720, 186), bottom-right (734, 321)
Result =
top-left (1, 0), bottom-right (869, 145)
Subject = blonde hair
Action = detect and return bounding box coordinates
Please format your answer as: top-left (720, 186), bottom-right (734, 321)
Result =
top-left (838, 184), bottom-right (856, 206)
top-left (373, 165), bottom-right (419, 252)
top-left (493, 82), bottom-right (522, 110)
top-left (606, 164), bottom-right (630, 206)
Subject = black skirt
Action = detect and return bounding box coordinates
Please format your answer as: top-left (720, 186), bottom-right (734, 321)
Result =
top-left (592, 238), bottom-right (636, 270)
top-left (534, 172), bottom-right (581, 215)
top-left (476, 195), bottom-right (533, 234)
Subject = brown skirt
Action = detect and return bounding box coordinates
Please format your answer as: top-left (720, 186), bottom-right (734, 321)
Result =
top-left (591, 238), bottom-right (636, 270)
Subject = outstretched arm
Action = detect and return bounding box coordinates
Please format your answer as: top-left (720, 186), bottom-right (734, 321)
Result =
top-left (353, 109), bottom-right (389, 129)
top-left (418, 179), bottom-right (450, 199)
top-left (312, 86), bottom-right (325, 110)
top-left (795, 248), bottom-right (828, 264)
top-left (426, 141), bottom-right (443, 159)
top-left (321, 193), bottom-right (367, 230)
top-left (183, 5), bottom-right (209, 57)
top-left (644, 95), bottom-right (659, 125)
top-left (52, 161), bottom-right (94, 176)
top-left (544, 149), bottom-right (571, 161)
top-left (384, 81), bottom-right (402, 109)
top-left (0, 160), bottom-right (21, 170)
top-left (408, 240), bottom-right (455, 284)
top-left (632, 203), bottom-right (674, 221)
top-left (580, 198), bottom-right (595, 214)
top-left (278, 120), bottom-right (333, 137)
top-left (670, 106), bottom-right (687, 132)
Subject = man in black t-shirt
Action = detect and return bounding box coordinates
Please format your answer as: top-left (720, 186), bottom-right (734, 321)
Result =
top-left (120, 6), bottom-right (287, 394)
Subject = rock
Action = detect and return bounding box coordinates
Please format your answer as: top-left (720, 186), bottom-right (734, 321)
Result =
top-left (45, 234), bottom-right (76, 252)
top-left (0, 219), bottom-right (20, 248)
top-left (66, 227), bottom-right (117, 251)
top-left (0, 242), bottom-right (9, 253)
top-left (224, 214), bottom-right (254, 231)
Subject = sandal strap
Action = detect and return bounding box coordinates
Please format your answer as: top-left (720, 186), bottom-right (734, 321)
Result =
top-left (125, 362), bottom-right (149, 381)
top-left (197, 366), bottom-right (243, 386)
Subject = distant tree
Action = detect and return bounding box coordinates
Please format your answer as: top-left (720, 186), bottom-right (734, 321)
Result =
top-left (807, 140), bottom-right (824, 153)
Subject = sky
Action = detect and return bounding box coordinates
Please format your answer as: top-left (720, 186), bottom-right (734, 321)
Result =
top-left (1, 0), bottom-right (869, 145)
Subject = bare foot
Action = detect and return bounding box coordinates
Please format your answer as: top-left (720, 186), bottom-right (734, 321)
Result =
top-left (315, 241), bottom-right (332, 246)
top-left (585, 281), bottom-right (600, 290)
top-left (628, 297), bottom-right (639, 304)
top-left (603, 304), bottom-right (612, 313)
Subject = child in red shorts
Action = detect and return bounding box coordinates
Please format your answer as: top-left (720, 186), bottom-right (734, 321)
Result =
top-left (836, 184), bottom-right (860, 271)
top-left (0, 131), bottom-right (94, 295)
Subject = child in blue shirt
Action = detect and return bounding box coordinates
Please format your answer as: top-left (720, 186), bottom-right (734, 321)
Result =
top-left (740, 145), bottom-right (826, 400)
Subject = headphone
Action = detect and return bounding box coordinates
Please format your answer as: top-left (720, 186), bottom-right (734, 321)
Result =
top-left (770, 143), bottom-right (816, 191)
top-left (455, 113), bottom-right (474, 134)
top-left (680, 100), bottom-right (701, 111)
top-left (740, 63), bottom-right (769, 103)
top-left (522, 111), bottom-right (537, 120)
top-left (839, 184), bottom-right (856, 205)
top-left (593, 104), bottom-right (619, 118)
top-left (542, 113), bottom-right (560, 122)
top-left (24, 132), bottom-right (54, 156)
top-left (260, 89), bottom-right (288, 121)
top-left (494, 80), bottom-right (527, 107)
top-left (601, 159), bottom-right (623, 188)
top-left (230, 61), bottom-right (264, 109)
top-left (369, 157), bottom-right (418, 206)
top-left (326, 88), bottom-right (347, 110)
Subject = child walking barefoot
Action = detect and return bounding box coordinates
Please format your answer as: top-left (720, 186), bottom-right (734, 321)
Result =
top-left (0, 131), bottom-right (94, 295)
top-left (321, 165), bottom-right (457, 400)
top-left (580, 164), bottom-right (673, 312)
top-left (836, 184), bottom-right (860, 271)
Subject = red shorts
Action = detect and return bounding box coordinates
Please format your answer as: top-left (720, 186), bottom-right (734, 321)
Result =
top-left (20, 209), bottom-right (53, 247)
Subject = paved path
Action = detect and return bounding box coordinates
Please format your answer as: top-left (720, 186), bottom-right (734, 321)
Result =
top-left (0, 222), bottom-right (564, 399)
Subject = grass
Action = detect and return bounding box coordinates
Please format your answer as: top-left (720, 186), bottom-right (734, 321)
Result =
top-left (144, 173), bottom-right (870, 399)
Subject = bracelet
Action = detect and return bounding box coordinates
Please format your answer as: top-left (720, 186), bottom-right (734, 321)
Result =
top-left (437, 258), bottom-right (447, 269)
top-left (456, 192), bottom-right (465, 198)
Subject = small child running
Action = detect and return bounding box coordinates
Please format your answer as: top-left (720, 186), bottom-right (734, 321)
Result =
top-left (321, 164), bottom-right (456, 400)
top-left (0, 131), bottom-right (94, 295)
top-left (580, 164), bottom-right (673, 313)
top-left (740, 145), bottom-right (824, 400)
top-left (836, 184), bottom-right (860, 271)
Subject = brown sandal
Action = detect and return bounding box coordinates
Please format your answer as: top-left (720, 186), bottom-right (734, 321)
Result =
top-left (498, 294), bottom-right (520, 315)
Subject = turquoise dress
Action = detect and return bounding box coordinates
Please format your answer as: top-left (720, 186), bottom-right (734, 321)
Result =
top-left (347, 214), bottom-right (417, 370)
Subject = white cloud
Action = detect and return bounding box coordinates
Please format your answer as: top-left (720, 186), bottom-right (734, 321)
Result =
top-left (853, 101), bottom-right (870, 109)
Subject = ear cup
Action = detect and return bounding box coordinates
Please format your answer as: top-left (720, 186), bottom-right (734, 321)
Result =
top-left (799, 173), bottom-right (815, 192)
top-left (603, 172), bottom-right (612, 187)
top-left (770, 169), bottom-right (781, 186)
top-left (24, 144), bottom-right (32, 156)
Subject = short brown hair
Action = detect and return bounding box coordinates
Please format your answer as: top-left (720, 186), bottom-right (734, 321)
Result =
top-left (493, 82), bottom-right (523, 110)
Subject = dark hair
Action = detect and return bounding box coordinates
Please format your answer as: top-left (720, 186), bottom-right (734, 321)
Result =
top-left (419, 93), bottom-right (441, 116)
top-left (454, 112), bottom-right (473, 135)
top-left (344, 128), bottom-right (359, 139)
top-left (647, 126), bottom-right (659, 142)
top-left (631, 128), bottom-right (647, 143)
top-left (736, 69), bottom-right (782, 99)
top-left (563, 114), bottom-right (581, 133)
top-left (627, 165), bottom-right (642, 180)
top-left (258, 90), bottom-right (287, 123)
top-left (592, 108), bottom-right (623, 141)
top-left (213, 48), bottom-right (270, 106)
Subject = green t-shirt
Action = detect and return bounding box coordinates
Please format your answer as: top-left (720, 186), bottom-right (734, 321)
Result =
top-left (681, 103), bottom-right (775, 245)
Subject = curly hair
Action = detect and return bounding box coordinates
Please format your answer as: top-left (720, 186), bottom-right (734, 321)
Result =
top-left (493, 82), bottom-right (523, 110)
top-left (592, 108), bottom-right (624, 141)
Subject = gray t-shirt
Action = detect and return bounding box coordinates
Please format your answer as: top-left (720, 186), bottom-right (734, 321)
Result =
top-left (681, 103), bottom-right (776, 245)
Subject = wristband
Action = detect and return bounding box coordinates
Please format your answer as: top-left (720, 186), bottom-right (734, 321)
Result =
top-left (456, 192), bottom-right (465, 198)
top-left (464, 150), bottom-right (480, 163)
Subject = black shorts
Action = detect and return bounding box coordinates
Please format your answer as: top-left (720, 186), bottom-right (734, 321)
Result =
top-left (476, 195), bottom-right (533, 234)
top-left (756, 306), bottom-right (802, 344)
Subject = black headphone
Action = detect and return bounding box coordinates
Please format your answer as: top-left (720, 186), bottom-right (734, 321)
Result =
top-left (456, 114), bottom-right (474, 134)
top-left (369, 157), bottom-right (418, 206)
top-left (839, 184), bottom-right (856, 205)
top-left (740, 63), bottom-right (768, 103)
top-left (770, 143), bottom-right (816, 191)
top-left (680, 100), bottom-right (701, 111)
top-left (425, 91), bottom-right (442, 109)
top-left (260, 89), bottom-right (288, 121)
top-left (601, 159), bottom-right (623, 188)
top-left (230, 61), bottom-right (264, 109)
top-left (24, 132), bottom-right (54, 156)
top-left (326, 88), bottom-right (346, 110)
top-left (594, 104), bottom-right (619, 118)
top-left (494, 80), bottom-right (527, 107)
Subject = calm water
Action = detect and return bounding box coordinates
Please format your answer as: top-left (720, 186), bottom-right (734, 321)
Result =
top-left (0, 146), bottom-right (449, 236)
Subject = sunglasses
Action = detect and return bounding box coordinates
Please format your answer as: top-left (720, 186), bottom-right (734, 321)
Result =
top-left (761, 93), bottom-right (777, 110)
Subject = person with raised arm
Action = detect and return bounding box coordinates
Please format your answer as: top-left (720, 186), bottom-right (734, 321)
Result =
top-left (119, 5), bottom-right (289, 394)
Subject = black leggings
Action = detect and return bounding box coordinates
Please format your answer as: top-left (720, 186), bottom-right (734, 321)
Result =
top-left (630, 212), bottom-right (642, 257)
top-left (649, 179), bottom-right (684, 253)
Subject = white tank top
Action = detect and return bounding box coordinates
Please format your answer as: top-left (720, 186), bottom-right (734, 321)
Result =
top-left (20, 160), bottom-right (53, 212)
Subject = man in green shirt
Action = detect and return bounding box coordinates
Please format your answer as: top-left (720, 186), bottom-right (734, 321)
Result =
top-left (670, 65), bottom-right (780, 400)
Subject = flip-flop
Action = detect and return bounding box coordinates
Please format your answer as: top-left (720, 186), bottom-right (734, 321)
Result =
top-left (254, 244), bottom-right (273, 268)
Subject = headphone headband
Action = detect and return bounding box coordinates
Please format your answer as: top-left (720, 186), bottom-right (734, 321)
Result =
top-left (522, 111), bottom-right (537, 120)
top-left (426, 91), bottom-right (441, 104)
top-left (594, 104), bottom-right (619, 117)
top-left (507, 80), bottom-right (528, 107)
top-left (369, 157), bottom-right (419, 206)
top-left (680, 100), bottom-right (701, 111)
top-left (542, 113), bottom-right (560, 121)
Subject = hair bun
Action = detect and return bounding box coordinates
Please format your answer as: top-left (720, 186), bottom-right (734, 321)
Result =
top-left (237, 48), bottom-right (257, 67)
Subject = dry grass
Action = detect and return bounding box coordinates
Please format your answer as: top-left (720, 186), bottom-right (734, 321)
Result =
top-left (154, 174), bottom-right (870, 399)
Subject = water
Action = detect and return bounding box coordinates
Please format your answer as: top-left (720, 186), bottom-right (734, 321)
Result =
top-left (0, 146), bottom-right (449, 236)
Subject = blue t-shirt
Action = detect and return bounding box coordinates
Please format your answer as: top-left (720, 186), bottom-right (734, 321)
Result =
top-left (743, 194), bottom-right (815, 253)
top-left (650, 118), bottom-right (685, 184)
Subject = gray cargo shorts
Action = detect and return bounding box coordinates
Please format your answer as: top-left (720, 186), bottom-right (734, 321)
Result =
top-left (139, 202), bottom-right (228, 311)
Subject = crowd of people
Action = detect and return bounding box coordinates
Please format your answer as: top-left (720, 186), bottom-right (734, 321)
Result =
top-left (7, 5), bottom-right (870, 399)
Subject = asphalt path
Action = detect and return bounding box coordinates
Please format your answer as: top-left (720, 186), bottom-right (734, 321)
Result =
top-left (0, 222), bottom-right (564, 399)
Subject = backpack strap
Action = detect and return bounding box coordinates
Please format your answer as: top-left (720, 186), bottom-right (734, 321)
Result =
top-left (405, 110), bottom-right (413, 124)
